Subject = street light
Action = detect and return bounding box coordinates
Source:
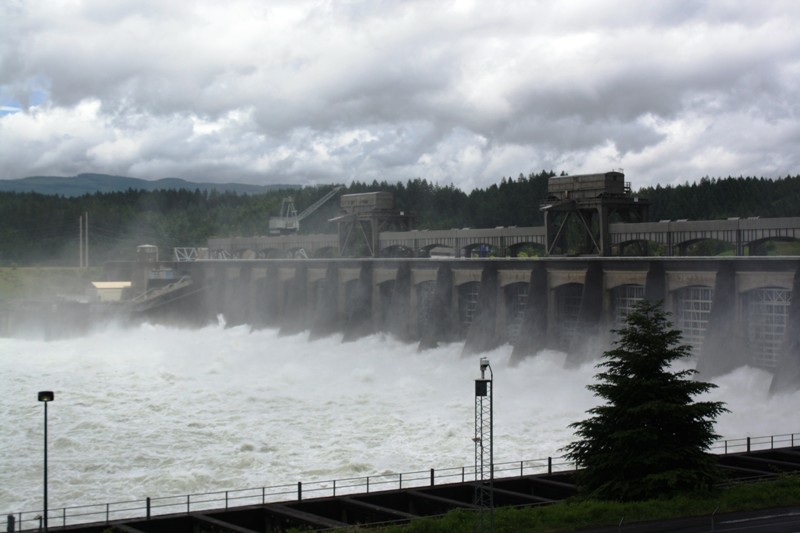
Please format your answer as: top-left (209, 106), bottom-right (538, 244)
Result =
top-left (38, 391), bottom-right (54, 532)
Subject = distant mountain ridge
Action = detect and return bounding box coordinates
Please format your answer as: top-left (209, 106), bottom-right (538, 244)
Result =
top-left (0, 173), bottom-right (299, 196)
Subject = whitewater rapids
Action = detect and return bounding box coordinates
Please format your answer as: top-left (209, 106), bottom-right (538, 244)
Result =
top-left (1, 320), bottom-right (797, 514)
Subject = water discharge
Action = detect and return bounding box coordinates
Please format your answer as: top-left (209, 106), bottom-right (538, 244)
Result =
top-left (1, 321), bottom-right (798, 514)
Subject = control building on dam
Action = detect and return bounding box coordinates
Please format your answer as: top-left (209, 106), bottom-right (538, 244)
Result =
top-left (137, 173), bottom-right (800, 389)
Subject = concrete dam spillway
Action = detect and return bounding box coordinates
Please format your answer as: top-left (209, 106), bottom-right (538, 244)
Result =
top-left (143, 255), bottom-right (800, 390)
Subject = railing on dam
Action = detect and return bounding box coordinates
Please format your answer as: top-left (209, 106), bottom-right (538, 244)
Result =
top-left (10, 432), bottom-right (799, 531)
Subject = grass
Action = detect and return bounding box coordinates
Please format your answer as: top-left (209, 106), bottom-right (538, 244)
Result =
top-left (0, 266), bottom-right (102, 300)
top-left (356, 475), bottom-right (800, 533)
top-left (768, 240), bottom-right (800, 255)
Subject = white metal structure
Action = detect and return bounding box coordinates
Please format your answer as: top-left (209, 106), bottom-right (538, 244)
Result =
top-left (269, 186), bottom-right (344, 234)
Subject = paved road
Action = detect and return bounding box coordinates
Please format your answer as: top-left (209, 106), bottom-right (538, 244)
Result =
top-left (578, 506), bottom-right (800, 532)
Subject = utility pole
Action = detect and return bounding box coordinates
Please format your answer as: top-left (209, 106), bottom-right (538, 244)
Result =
top-left (78, 213), bottom-right (89, 268)
top-left (84, 211), bottom-right (89, 268)
top-left (79, 215), bottom-right (83, 268)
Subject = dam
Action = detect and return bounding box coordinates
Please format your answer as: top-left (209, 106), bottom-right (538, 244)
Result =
top-left (94, 173), bottom-right (800, 390)
top-left (130, 254), bottom-right (800, 389)
top-left (148, 173), bottom-right (799, 387)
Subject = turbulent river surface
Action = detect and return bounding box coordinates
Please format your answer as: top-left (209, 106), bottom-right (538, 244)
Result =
top-left (2, 319), bottom-right (798, 514)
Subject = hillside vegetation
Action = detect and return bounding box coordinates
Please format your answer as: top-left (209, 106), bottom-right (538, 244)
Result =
top-left (0, 266), bottom-right (102, 300)
top-left (1, 172), bottom-right (799, 266)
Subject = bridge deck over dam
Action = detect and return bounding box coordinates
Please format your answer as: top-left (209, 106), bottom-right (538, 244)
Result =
top-left (199, 216), bottom-right (800, 259)
top-left (135, 255), bottom-right (800, 390)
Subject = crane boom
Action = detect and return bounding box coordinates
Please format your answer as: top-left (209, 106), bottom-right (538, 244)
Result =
top-left (269, 185), bottom-right (344, 234)
top-left (297, 185), bottom-right (344, 221)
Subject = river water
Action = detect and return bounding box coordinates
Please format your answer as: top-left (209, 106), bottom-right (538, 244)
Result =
top-left (1, 319), bottom-right (797, 515)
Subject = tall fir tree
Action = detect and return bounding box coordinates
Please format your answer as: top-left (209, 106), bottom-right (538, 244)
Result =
top-left (563, 300), bottom-right (727, 501)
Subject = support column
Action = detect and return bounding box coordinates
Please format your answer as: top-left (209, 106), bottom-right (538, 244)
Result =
top-left (697, 262), bottom-right (747, 377)
top-left (280, 264), bottom-right (307, 335)
top-left (419, 263), bottom-right (454, 350)
top-left (567, 261), bottom-right (605, 366)
top-left (309, 263), bottom-right (338, 339)
top-left (510, 263), bottom-right (547, 363)
top-left (770, 261), bottom-right (800, 393)
top-left (388, 263), bottom-right (413, 341)
top-left (644, 261), bottom-right (666, 302)
top-left (463, 265), bottom-right (499, 355)
top-left (343, 262), bottom-right (374, 341)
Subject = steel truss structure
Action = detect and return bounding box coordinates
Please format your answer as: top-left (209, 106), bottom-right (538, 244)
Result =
top-left (474, 358), bottom-right (494, 533)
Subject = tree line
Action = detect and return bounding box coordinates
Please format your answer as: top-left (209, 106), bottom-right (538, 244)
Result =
top-left (1, 172), bottom-right (799, 265)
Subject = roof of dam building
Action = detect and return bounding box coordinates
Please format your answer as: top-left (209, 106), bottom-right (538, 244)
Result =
top-left (91, 281), bottom-right (132, 289)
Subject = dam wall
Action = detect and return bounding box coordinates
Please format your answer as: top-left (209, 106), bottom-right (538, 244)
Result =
top-left (161, 257), bottom-right (800, 387)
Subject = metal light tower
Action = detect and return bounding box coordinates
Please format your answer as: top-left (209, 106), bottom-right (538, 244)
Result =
top-left (474, 357), bottom-right (493, 533)
top-left (38, 391), bottom-right (54, 532)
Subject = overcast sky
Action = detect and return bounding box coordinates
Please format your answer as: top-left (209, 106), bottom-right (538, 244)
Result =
top-left (1, 1), bottom-right (799, 191)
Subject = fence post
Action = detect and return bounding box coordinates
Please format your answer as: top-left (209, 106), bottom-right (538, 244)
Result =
top-left (399, 473), bottom-right (402, 489)
top-left (187, 495), bottom-right (190, 514)
top-left (771, 435), bottom-right (774, 449)
top-left (520, 461), bottom-right (523, 476)
top-left (724, 440), bottom-right (728, 454)
top-left (297, 482), bottom-right (302, 501)
top-left (63, 507), bottom-right (66, 527)
top-left (367, 477), bottom-right (370, 493)
top-left (106, 503), bottom-right (109, 523)
top-left (262, 487), bottom-right (265, 505)
top-left (747, 436), bottom-right (751, 453)
top-left (333, 480), bottom-right (337, 497)
top-left (225, 491), bottom-right (229, 509)
top-left (146, 497), bottom-right (151, 519)
top-left (548, 457), bottom-right (553, 475)
top-left (430, 469), bottom-right (435, 486)
top-left (461, 467), bottom-right (465, 483)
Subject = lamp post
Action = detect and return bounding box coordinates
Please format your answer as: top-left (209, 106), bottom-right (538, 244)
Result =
top-left (38, 391), bottom-right (54, 532)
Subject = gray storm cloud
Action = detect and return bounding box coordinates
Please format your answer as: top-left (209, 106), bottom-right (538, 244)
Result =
top-left (1, 0), bottom-right (799, 189)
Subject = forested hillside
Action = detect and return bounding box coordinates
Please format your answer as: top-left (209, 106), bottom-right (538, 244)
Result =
top-left (0, 172), bottom-right (798, 266)
top-left (0, 173), bottom-right (295, 196)
top-left (638, 175), bottom-right (800, 221)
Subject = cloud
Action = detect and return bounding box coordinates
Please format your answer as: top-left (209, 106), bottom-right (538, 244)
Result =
top-left (1, 0), bottom-right (800, 190)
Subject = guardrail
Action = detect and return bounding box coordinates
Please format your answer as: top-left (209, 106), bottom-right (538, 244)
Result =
top-left (9, 433), bottom-right (798, 531)
top-left (709, 432), bottom-right (798, 454)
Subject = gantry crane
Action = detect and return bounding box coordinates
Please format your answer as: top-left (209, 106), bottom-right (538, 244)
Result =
top-left (269, 186), bottom-right (344, 234)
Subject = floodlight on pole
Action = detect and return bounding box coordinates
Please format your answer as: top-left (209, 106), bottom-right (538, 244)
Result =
top-left (474, 358), bottom-right (493, 533)
top-left (38, 391), bottom-right (54, 532)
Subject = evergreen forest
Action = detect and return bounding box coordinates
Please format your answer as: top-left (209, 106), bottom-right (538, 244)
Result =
top-left (1, 172), bottom-right (799, 266)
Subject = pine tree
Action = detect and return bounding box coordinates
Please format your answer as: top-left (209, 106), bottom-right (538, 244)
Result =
top-left (563, 300), bottom-right (727, 501)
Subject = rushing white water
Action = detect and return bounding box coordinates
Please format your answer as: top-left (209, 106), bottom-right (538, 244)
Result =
top-left (1, 320), bottom-right (799, 515)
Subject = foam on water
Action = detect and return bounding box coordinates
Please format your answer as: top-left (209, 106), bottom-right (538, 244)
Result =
top-left (1, 321), bottom-right (798, 514)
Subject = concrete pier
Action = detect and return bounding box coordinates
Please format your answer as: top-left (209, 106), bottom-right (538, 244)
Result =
top-left (143, 256), bottom-right (800, 385)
